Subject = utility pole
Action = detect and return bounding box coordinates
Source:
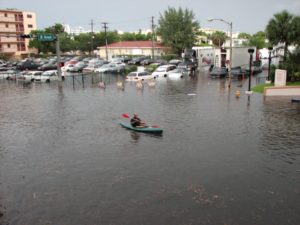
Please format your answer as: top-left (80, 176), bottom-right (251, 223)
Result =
top-left (102, 22), bottom-right (109, 61)
top-left (151, 16), bottom-right (155, 60)
top-left (56, 34), bottom-right (62, 81)
top-left (89, 19), bottom-right (94, 56)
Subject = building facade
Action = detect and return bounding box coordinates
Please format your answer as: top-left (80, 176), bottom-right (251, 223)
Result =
top-left (63, 24), bottom-right (89, 36)
top-left (97, 41), bottom-right (170, 59)
top-left (0, 9), bottom-right (37, 59)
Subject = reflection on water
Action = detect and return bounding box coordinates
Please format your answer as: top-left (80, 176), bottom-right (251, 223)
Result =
top-left (0, 71), bottom-right (299, 225)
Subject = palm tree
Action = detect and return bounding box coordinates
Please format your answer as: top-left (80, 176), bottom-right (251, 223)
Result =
top-left (265, 10), bottom-right (297, 62)
top-left (210, 31), bottom-right (227, 48)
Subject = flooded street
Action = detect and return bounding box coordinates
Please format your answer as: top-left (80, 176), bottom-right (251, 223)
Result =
top-left (0, 71), bottom-right (299, 225)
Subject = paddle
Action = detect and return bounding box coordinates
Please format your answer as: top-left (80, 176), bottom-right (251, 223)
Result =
top-left (121, 113), bottom-right (159, 128)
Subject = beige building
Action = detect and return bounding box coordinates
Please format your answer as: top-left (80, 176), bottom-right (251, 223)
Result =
top-left (0, 9), bottom-right (37, 59)
top-left (97, 41), bottom-right (170, 59)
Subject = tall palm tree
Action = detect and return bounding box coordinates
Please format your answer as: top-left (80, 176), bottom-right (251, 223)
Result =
top-left (266, 10), bottom-right (296, 61)
top-left (210, 31), bottom-right (227, 48)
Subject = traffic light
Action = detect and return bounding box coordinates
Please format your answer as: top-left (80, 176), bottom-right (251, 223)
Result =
top-left (19, 34), bottom-right (33, 38)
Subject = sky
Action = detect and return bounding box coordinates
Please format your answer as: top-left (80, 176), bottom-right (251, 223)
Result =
top-left (1, 0), bottom-right (300, 34)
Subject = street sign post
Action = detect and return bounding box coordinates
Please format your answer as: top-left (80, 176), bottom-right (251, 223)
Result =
top-left (38, 34), bottom-right (56, 41)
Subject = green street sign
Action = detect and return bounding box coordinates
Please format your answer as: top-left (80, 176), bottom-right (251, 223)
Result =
top-left (38, 34), bottom-right (56, 41)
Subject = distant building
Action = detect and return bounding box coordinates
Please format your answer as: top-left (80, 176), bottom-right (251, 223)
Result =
top-left (63, 24), bottom-right (88, 36)
top-left (223, 38), bottom-right (248, 48)
top-left (0, 9), bottom-right (37, 59)
top-left (197, 28), bottom-right (247, 48)
top-left (97, 41), bottom-right (170, 59)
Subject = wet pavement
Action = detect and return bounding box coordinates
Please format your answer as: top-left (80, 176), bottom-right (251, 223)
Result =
top-left (0, 71), bottom-right (299, 225)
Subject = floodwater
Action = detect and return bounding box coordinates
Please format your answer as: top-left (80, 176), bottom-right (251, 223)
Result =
top-left (0, 71), bottom-right (299, 225)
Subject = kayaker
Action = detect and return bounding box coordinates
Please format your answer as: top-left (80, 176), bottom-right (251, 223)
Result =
top-left (130, 113), bottom-right (146, 127)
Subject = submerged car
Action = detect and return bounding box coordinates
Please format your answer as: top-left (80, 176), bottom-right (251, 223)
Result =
top-left (177, 61), bottom-right (197, 72)
top-left (94, 63), bottom-right (125, 73)
top-left (151, 64), bottom-right (177, 78)
top-left (230, 67), bottom-right (249, 79)
top-left (23, 71), bottom-right (43, 81)
top-left (68, 62), bottom-right (87, 72)
top-left (126, 71), bottom-right (154, 81)
top-left (210, 67), bottom-right (228, 78)
top-left (83, 60), bottom-right (108, 73)
top-left (36, 70), bottom-right (63, 82)
top-left (167, 68), bottom-right (188, 79)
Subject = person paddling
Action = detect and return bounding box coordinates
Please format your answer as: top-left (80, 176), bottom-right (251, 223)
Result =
top-left (130, 113), bottom-right (146, 128)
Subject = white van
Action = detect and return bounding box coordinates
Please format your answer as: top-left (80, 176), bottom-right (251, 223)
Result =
top-left (151, 64), bottom-right (177, 78)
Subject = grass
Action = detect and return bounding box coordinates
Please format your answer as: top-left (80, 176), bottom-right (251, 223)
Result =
top-left (252, 81), bottom-right (300, 93)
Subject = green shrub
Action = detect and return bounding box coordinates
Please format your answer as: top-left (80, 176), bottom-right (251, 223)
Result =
top-left (124, 65), bottom-right (137, 74)
top-left (0, 54), bottom-right (9, 61)
top-left (269, 64), bottom-right (277, 82)
top-left (145, 64), bottom-right (158, 73)
top-left (161, 54), bottom-right (179, 61)
top-left (292, 71), bottom-right (300, 81)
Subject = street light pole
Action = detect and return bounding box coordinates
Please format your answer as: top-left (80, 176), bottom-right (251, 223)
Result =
top-left (102, 22), bottom-right (109, 61)
top-left (267, 47), bottom-right (273, 82)
top-left (56, 34), bottom-right (62, 81)
top-left (208, 18), bottom-right (232, 88)
top-left (229, 21), bottom-right (232, 88)
top-left (247, 48), bottom-right (254, 94)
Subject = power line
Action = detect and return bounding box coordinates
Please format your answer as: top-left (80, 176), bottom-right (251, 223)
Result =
top-left (108, 17), bottom-right (152, 25)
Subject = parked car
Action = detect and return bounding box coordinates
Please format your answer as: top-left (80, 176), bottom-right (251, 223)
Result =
top-left (0, 70), bottom-right (17, 79)
top-left (210, 67), bottom-right (228, 78)
top-left (23, 71), bottom-right (43, 82)
top-left (68, 62), bottom-right (87, 72)
top-left (169, 59), bottom-right (182, 66)
top-left (126, 71), bottom-right (153, 81)
top-left (230, 67), bottom-right (249, 79)
top-left (38, 62), bottom-right (57, 71)
top-left (61, 60), bottom-right (78, 72)
top-left (244, 65), bottom-right (262, 75)
top-left (6, 71), bottom-right (22, 80)
top-left (150, 59), bottom-right (168, 66)
top-left (151, 64), bottom-right (177, 78)
top-left (37, 70), bottom-right (62, 82)
top-left (16, 59), bottom-right (39, 70)
top-left (128, 57), bottom-right (147, 65)
top-left (167, 68), bottom-right (188, 79)
top-left (61, 64), bottom-right (76, 72)
top-left (177, 61), bottom-right (197, 72)
top-left (95, 63), bottom-right (125, 73)
top-left (0, 60), bottom-right (8, 67)
top-left (141, 59), bottom-right (154, 66)
top-left (83, 59), bottom-right (107, 73)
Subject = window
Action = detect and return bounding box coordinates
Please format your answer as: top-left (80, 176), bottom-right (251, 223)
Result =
top-left (27, 14), bottom-right (32, 18)
top-left (21, 44), bottom-right (26, 51)
top-left (4, 13), bottom-right (7, 17)
top-left (18, 14), bottom-right (23, 21)
top-left (7, 44), bottom-right (11, 48)
top-left (18, 44), bottom-right (26, 51)
top-left (5, 24), bottom-right (8, 28)
top-left (28, 24), bottom-right (33, 28)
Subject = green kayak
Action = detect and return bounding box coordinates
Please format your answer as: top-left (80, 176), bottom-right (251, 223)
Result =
top-left (119, 123), bottom-right (163, 134)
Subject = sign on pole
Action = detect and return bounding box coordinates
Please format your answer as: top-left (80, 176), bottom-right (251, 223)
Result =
top-left (38, 34), bottom-right (56, 41)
